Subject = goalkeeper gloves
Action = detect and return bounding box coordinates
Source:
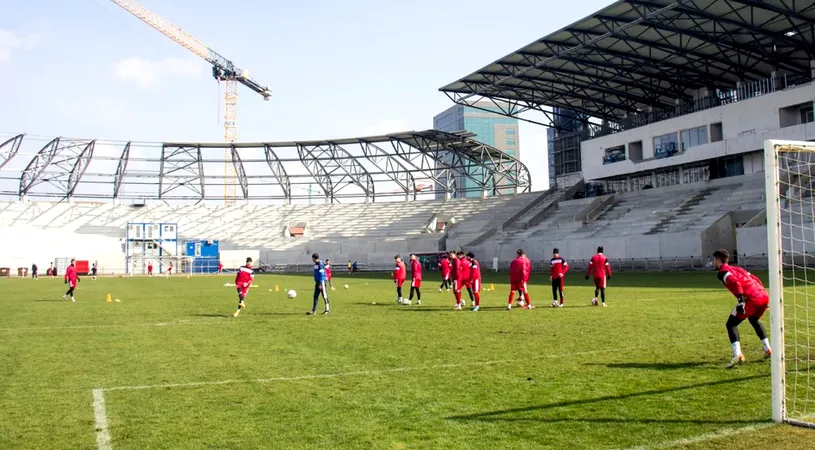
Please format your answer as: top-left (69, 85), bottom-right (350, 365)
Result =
top-left (584, 275), bottom-right (589, 280)
top-left (736, 295), bottom-right (746, 315)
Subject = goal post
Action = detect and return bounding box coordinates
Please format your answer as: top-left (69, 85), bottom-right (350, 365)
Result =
top-left (765, 139), bottom-right (815, 428)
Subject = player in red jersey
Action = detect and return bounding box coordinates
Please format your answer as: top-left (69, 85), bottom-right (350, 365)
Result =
top-left (438, 255), bottom-right (452, 292)
top-left (61, 258), bottom-right (79, 302)
top-left (325, 258), bottom-right (335, 290)
top-left (507, 249), bottom-right (532, 310)
top-left (167, 262), bottom-right (173, 276)
top-left (712, 249), bottom-right (772, 368)
top-left (550, 248), bottom-right (569, 307)
top-left (449, 251), bottom-right (460, 306)
top-left (455, 250), bottom-right (471, 310)
top-left (585, 246), bottom-right (612, 307)
top-left (217, 261), bottom-right (223, 274)
top-left (466, 252), bottom-right (483, 311)
top-left (407, 253), bottom-right (422, 305)
top-left (394, 255), bottom-right (407, 304)
top-left (147, 261), bottom-right (153, 276)
top-left (232, 257), bottom-right (255, 317)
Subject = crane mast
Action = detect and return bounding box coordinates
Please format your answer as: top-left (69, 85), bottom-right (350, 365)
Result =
top-left (108, 0), bottom-right (271, 205)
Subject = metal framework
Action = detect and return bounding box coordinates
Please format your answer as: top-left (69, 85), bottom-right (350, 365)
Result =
top-left (18, 138), bottom-right (96, 199)
top-left (440, 0), bottom-right (815, 130)
top-left (230, 145), bottom-right (249, 200)
top-left (0, 134), bottom-right (24, 170)
top-left (0, 130), bottom-right (530, 203)
top-left (159, 145), bottom-right (205, 201)
top-left (113, 142), bottom-right (131, 200)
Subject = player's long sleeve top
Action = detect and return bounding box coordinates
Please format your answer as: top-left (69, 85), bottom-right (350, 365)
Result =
top-left (450, 258), bottom-right (459, 280)
top-left (550, 256), bottom-right (568, 278)
top-left (313, 261), bottom-right (327, 282)
top-left (717, 264), bottom-right (766, 301)
top-left (587, 254), bottom-right (612, 278)
top-left (394, 261), bottom-right (406, 281)
top-left (509, 257), bottom-right (526, 283)
top-left (235, 265), bottom-right (254, 288)
top-left (439, 259), bottom-right (450, 277)
top-left (522, 257), bottom-right (531, 282)
top-left (65, 265), bottom-right (77, 283)
top-left (411, 259), bottom-right (422, 281)
top-left (469, 259), bottom-right (481, 282)
top-left (458, 258), bottom-right (471, 284)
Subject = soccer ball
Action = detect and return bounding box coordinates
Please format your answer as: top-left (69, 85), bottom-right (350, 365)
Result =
top-left (516, 299), bottom-right (525, 307)
top-left (287, 290), bottom-right (297, 299)
top-left (591, 298), bottom-right (598, 306)
top-left (551, 300), bottom-right (559, 308)
top-left (344, 284), bottom-right (349, 289)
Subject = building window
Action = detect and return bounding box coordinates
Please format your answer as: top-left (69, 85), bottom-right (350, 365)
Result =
top-left (653, 132), bottom-right (679, 159)
top-left (505, 128), bottom-right (516, 135)
top-left (680, 126), bottom-right (708, 151)
top-left (802, 105), bottom-right (814, 124)
top-left (505, 148), bottom-right (515, 156)
top-left (505, 138), bottom-right (516, 146)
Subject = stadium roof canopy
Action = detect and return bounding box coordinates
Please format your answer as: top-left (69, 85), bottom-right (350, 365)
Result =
top-left (0, 130), bottom-right (530, 203)
top-left (440, 0), bottom-right (815, 129)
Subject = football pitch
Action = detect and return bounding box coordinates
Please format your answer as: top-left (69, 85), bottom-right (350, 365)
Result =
top-left (1, 271), bottom-right (813, 449)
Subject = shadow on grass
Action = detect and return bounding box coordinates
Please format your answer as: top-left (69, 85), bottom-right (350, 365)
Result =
top-left (447, 374), bottom-right (768, 422)
top-left (585, 362), bottom-right (709, 370)
top-left (32, 299), bottom-right (66, 302)
top-left (190, 314), bottom-right (230, 318)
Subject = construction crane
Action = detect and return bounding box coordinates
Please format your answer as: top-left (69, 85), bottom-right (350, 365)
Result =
top-left (108, 0), bottom-right (272, 205)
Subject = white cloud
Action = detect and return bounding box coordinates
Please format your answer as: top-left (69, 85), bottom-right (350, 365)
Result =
top-left (113, 57), bottom-right (205, 87)
top-left (0, 27), bottom-right (42, 62)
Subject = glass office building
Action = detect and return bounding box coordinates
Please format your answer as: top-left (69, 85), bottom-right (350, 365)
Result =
top-left (433, 101), bottom-right (519, 198)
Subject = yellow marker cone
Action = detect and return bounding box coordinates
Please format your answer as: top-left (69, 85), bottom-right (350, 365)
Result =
top-left (275, 284), bottom-right (280, 292)
top-left (490, 283), bottom-right (495, 291)
top-left (105, 293), bottom-right (112, 303)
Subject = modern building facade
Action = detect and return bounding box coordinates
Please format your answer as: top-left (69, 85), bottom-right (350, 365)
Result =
top-left (433, 101), bottom-right (519, 198)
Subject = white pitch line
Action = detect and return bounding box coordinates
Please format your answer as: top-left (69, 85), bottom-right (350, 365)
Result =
top-left (102, 346), bottom-right (632, 392)
top-left (92, 389), bottom-right (112, 450)
top-left (619, 422), bottom-right (775, 450)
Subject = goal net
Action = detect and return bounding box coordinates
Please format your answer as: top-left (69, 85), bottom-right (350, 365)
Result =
top-left (766, 139), bottom-right (815, 427)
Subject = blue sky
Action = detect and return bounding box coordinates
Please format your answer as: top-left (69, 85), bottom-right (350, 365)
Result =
top-left (0, 0), bottom-right (613, 191)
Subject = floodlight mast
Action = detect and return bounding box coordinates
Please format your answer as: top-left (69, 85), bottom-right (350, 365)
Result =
top-left (108, 0), bottom-right (272, 205)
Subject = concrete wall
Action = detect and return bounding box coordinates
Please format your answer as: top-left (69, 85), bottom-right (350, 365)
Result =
top-left (260, 236), bottom-right (441, 267)
top-left (737, 226), bottom-right (768, 258)
top-left (471, 231), bottom-right (703, 264)
top-left (581, 82), bottom-right (815, 180)
top-left (0, 226), bottom-right (124, 273)
top-left (700, 213), bottom-right (735, 258)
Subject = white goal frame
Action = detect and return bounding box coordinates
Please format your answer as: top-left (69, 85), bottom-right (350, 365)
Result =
top-left (765, 139), bottom-right (815, 428)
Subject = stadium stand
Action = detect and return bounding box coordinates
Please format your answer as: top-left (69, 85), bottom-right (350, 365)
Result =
top-left (468, 173), bottom-right (766, 264)
top-left (0, 195), bottom-right (535, 272)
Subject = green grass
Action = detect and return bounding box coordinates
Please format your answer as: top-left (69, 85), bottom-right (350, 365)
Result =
top-left (0, 271), bottom-right (812, 449)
